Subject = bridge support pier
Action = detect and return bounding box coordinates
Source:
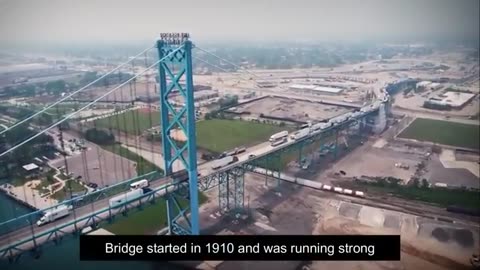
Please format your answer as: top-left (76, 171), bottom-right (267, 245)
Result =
top-left (334, 129), bottom-right (339, 159)
top-left (298, 143), bottom-right (303, 165)
top-left (219, 168), bottom-right (245, 214)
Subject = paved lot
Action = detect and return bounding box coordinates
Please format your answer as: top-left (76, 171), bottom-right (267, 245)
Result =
top-left (50, 144), bottom-right (137, 187)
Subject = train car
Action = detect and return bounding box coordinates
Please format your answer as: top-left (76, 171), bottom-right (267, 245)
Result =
top-left (354, 191), bottom-right (365, 197)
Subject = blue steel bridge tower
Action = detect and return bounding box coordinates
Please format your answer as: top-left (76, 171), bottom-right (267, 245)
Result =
top-left (156, 35), bottom-right (200, 235)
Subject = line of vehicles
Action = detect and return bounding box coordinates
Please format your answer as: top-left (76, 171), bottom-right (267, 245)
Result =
top-left (34, 93), bottom-right (391, 227)
top-left (36, 179), bottom-right (151, 226)
top-left (268, 93), bottom-right (389, 147)
top-left (209, 93), bottom-right (391, 170)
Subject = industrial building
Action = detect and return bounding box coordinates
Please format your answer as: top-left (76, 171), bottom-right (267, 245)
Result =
top-left (257, 81), bottom-right (277, 88)
top-left (424, 91), bottom-right (476, 110)
top-left (289, 84), bottom-right (344, 95)
top-left (194, 90), bottom-right (219, 102)
top-left (416, 81), bottom-right (442, 91)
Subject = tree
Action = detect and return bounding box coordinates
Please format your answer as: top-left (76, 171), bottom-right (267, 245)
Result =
top-left (85, 128), bottom-right (115, 145)
top-left (421, 179), bottom-right (429, 189)
top-left (46, 173), bottom-right (55, 184)
top-left (45, 80), bottom-right (66, 95)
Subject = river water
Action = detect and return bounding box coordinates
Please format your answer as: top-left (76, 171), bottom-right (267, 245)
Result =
top-left (0, 192), bottom-right (186, 270)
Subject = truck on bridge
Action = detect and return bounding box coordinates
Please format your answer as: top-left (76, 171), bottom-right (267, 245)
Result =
top-left (290, 128), bottom-right (310, 141)
top-left (109, 189), bottom-right (144, 208)
top-left (220, 147), bottom-right (247, 158)
top-left (36, 205), bottom-right (73, 226)
top-left (130, 179), bottom-right (149, 191)
top-left (270, 130), bottom-right (289, 146)
top-left (211, 156), bottom-right (239, 170)
top-left (269, 130), bottom-right (288, 142)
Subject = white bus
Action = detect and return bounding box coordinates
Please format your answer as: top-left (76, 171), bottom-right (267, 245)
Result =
top-left (130, 179), bottom-right (149, 190)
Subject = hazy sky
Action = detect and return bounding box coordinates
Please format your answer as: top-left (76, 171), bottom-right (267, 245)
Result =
top-left (0, 0), bottom-right (478, 44)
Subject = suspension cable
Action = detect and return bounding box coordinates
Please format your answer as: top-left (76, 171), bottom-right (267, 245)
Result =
top-left (0, 45), bottom-right (183, 158)
top-left (0, 45), bottom-right (155, 136)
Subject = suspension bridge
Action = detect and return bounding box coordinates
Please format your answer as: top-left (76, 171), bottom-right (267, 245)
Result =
top-left (0, 34), bottom-right (397, 263)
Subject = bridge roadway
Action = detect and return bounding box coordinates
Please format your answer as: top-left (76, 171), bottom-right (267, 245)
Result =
top-left (0, 108), bottom-right (375, 258)
top-left (0, 137), bottom-right (294, 257)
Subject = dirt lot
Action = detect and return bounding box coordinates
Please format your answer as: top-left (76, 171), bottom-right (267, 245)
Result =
top-left (193, 173), bottom-right (478, 270)
top-left (317, 138), bottom-right (423, 183)
top-left (234, 96), bottom-right (352, 122)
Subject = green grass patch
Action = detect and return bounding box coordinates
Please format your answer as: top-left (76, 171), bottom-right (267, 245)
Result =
top-left (101, 144), bottom-right (163, 175)
top-left (196, 119), bottom-right (287, 153)
top-left (51, 180), bottom-right (87, 201)
top-left (10, 177), bottom-right (27, 187)
top-left (103, 192), bottom-right (208, 235)
top-left (94, 109), bottom-right (161, 135)
top-left (399, 118), bottom-right (479, 149)
top-left (339, 180), bottom-right (480, 210)
top-left (34, 103), bottom-right (80, 117)
top-left (57, 173), bottom-right (70, 180)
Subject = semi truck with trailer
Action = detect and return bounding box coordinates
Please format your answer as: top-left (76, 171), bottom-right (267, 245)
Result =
top-left (269, 131), bottom-right (288, 142)
top-left (271, 137), bottom-right (287, 147)
top-left (211, 156), bottom-right (239, 170)
top-left (37, 205), bottom-right (73, 226)
top-left (130, 179), bottom-right (149, 190)
top-left (290, 128), bottom-right (310, 141)
top-left (108, 189), bottom-right (144, 208)
top-left (225, 147), bottom-right (247, 157)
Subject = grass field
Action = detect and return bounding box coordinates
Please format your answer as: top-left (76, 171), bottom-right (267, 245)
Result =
top-left (95, 109), bottom-right (161, 135)
top-left (196, 119), bottom-right (287, 153)
top-left (399, 118), bottom-right (479, 149)
top-left (341, 180), bottom-right (480, 210)
top-left (51, 180), bottom-right (87, 200)
top-left (103, 192), bottom-right (207, 235)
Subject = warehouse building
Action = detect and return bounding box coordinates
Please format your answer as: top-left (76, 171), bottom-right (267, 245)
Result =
top-left (416, 81), bottom-right (442, 91)
top-left (423, 91), bottom-right (476, 110)
top-left (289, 84), bottom-right (344, 95)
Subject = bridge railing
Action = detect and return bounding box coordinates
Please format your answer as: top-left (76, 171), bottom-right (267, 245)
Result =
top-left (0, 170), bottom-right (162, 236)
top-left (0, 44), bottom-right (185, 236)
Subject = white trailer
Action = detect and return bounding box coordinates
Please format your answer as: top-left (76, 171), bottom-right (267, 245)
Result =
top-left (292, 128), bottom-right (310, 141)
top-left (211, 156), bottom-right (238, 170)
top-left (109, 189), bottom-right (144, 208)
top-left (271, 137), bottom-right (287, 147)
top-left (130, 179), bottom-right (149, 190)
top-left (37, 205), bottom-right (73, 226)
top-left (269, 130), bottom-right (288, 142)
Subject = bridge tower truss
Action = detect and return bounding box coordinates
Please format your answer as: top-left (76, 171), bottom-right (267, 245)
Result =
top-left (218, 167), bottom-right (245, 214)
top-left (156, 39), bottom-right (200, 235)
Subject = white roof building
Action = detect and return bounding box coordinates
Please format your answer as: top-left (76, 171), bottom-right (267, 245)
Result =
top-left (289, 84), bottom-right (343, 94)
top-left (22, 163), bottom-right (39, 171)
top-left (416, 81), bottom-right (431, 88)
